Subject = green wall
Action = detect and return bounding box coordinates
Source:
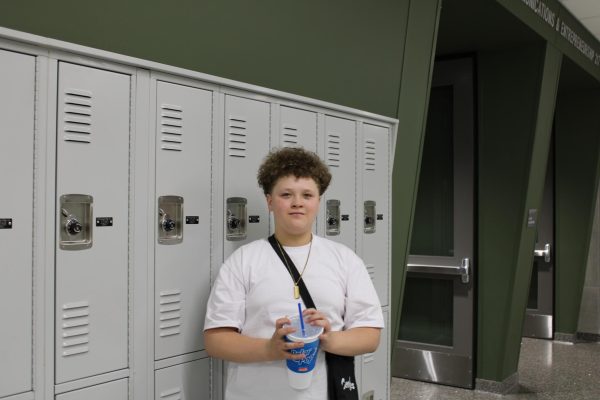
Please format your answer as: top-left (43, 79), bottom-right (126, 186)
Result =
top-left (477, 42), bottom-right (560, 381)
top-left (0, 0), bottom-right (409, 118)
top-left (555, 89), bottom-right (600, 334)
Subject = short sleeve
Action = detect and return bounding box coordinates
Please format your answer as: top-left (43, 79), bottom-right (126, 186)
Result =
top-left (343, 252), bottom-right (384, 330)
top-left (204, 249), bottom-right (246, 331)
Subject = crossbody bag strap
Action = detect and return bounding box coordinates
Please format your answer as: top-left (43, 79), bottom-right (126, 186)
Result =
top-left (267, 234), bottom-right (316, 309)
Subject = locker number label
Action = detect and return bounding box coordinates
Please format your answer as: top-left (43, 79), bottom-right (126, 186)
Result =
top-left (186, 216), bottom-right (199, 224)
top-left (377, 214), bottom-right (384, 221)
top-left (341, 215), bottom-right (350, 221)
top-left (249, 215), bottom-right (260, 223)
top-left (96, 217), bottom-right (113, 227)
top-left (0, 218), bottom-right (12, 229)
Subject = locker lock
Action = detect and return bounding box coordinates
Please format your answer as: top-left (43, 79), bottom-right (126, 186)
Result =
top-left (326, 199), bottom-right (340, 236)
top-left (59, 194), bottom-right (93, 250)
top-left (157, 196), bottom-right (184, 245)
top-left (63, 211), bottom-right (83, 235)
top-left (226, 197), bottom-right (247, 241)
top-left (227, 213), bottom-right (241, 230)
top-left (364, 200), bottom-right (376, 234)
top-left (159, 209), bottom-right (176, 232)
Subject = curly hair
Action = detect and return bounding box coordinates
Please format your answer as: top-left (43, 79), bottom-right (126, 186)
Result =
top-left (257, 147), bottom-right (332, 195)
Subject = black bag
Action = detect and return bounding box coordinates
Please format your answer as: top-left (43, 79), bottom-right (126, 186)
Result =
top-left (268, 235), bottom-right (359, 400)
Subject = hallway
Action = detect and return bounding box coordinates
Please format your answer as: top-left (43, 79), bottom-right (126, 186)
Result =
top-left (391, 338), bottom-right (600, 399)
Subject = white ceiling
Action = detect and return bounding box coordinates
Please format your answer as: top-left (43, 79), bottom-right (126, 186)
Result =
top-left (559, 0), bottom-right (600, 42)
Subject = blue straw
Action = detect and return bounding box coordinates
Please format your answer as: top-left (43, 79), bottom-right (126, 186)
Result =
top-left (297, 302), bottom-right (306, 337)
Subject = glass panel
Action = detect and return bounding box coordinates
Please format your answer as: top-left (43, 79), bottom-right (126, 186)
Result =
top-left (527, 260), bottom-right (539, 309)
top-left (410, 85), bottom-right (454, 256)
top-left (398, 276), bottom-right (453, 346)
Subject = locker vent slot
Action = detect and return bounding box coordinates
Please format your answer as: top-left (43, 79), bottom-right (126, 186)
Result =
top-left (159, 387), bottom-right (182, 400)
top-left (161, 103), bottom-right (183, 152)
top-left (366, 264), bottom-right (375, 282)
top-left (363, 352), bottom-right (376, 364)
top-left (159, 290), bottom-right (182, 337)
top-left (61, 301), bottom-right (90, 357)
top-left (228, 116), bottom-right (247, 158)
top-left (364, 139), bottom-right (376, 171)
top-left (282, 125), bottom-right (299, 146)
top-left (63, 89), bottom-right (92, 144)
top-left (327, 134), bottom-right (341, 167)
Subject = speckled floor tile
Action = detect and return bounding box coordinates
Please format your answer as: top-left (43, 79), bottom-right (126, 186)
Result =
top-left (391, 338), bottom-right (600, 399)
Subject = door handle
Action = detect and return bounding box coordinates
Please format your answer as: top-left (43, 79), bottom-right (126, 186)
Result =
top-left (534, 243), bottom-right (551, 263)
top-left (407, 257), bottom-right (471, 284)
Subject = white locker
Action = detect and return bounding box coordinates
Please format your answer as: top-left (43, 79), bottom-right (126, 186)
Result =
top-left (223, 95), bottom-right (270, 257)
top-left (360, 124), bottom-right (391, 306)
top-left (155, 358), bottom-right (210, 400)
top-left (279, 106), bottom-right (317, 152)
top-left (55, 378), bottom-right (128, 400)
top-left (154, 81), bottom-right (212, 360)
top-left (0, 48), bottom-right (35, 398)
top-left (321, 115), bottom-right (356, 250)
top-left (360, 309), bottom-right (390, 400)
top-left (55, 62), bottom-right (130, 383)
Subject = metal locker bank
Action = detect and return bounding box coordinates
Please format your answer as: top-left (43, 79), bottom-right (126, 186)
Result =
top-left (0, 26), bottom-right (397, 400)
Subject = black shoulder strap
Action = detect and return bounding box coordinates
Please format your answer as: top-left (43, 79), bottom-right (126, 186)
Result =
top-left (268, 234), bottom-right (316, 310)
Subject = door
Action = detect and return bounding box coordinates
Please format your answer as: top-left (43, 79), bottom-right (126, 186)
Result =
top-left (154, 81), bottom-right (212, 360)
top-left (55, 62), bottom-right (130, 383)
top-left (320, 115), bottom-right (356, 250)
top-left (223, 95), bottom-right (270, 258)
top-left (392, 57), bottom-right (475, 388)
top-left (0, 48), bottom-right (35, 398)
top-left (523, 147), bottom-right (554, 339)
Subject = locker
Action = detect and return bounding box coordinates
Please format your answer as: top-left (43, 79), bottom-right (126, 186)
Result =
top-left (0, 48), bottom-right (35, 398)
top-left (223, 95), bottom-right (270, 257)
top-left (155, 359), bottom-right (210, 400)
top-left (360, 124), bottom-right (391, 306)
top-left (321, 116), bottom-right (356, 250)
top-left (279, 106), bottom-right (317, 152)
top-left (360, 309), bottom-right (390, 400)
top-left (55, 378), bottom-right (128, 400)
top-left (55, 62), bottom-right (130, 383)
top-left (155, 81), bottom-right (212, 360)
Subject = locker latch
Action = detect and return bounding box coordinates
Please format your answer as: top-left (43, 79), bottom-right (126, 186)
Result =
top-left (59, 194), bottom-right (93, 250)
top-left (158, 195), bottom-right (183, 244)
top-left (326, 199), bottom-right (340, 236)
top-left (364, 200), bottom-right (376, 234)
top-left (226, 197), bottom-right (247, 241)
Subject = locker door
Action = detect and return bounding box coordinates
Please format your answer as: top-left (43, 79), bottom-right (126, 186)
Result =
top-left (321, 116), bottom-right (356, 250)
top-left (361, 124), bottom-right (390, 306)
top-left (0, 49), bottom-right (35, 398)
top-left (361, 309), bottom-right (389, 400)
top-left (279, 106), bottom-right (317, 152)
top-left (223, 95), bottom-right (270, 257)
top-left (155, 81), bottom-right (212, 360)
top-left (55, 378), bottom-right (128, 400)
top-left (55, 62), bottom-right (130, 383)
top-left (155, 359), bottom-right (210, 400)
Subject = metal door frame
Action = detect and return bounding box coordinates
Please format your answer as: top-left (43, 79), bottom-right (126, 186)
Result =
top-left (523, 143), bottom-right (554, 339)
top-left (393, 56), bottom-right (475, 388)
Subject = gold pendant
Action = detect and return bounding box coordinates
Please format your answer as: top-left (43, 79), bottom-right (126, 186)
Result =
top-left (294, 285), bottom-right (300, 299)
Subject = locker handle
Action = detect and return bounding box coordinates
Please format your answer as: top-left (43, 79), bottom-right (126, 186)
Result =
top-left (534, 243), bottom-right (551, 263)
top-left (407, 257), bottom-right (471, 284)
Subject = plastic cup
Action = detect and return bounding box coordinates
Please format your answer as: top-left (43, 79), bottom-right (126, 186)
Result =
top-left (285, 315), bottom-right (324, 389)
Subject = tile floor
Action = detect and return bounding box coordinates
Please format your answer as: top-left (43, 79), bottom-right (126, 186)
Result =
top-left (390, 338), bottom-right (600, 399)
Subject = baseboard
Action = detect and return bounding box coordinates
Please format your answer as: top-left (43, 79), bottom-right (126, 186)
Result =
top-left (475, 372), bottom-right (519, 395)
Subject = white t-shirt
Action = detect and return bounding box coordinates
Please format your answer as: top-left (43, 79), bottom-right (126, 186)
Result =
top-left (204, 235), bottom-right (384, 400)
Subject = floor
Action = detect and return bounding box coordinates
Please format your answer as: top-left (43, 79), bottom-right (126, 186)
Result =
top-left (390, 338), bottom-right (600, 399)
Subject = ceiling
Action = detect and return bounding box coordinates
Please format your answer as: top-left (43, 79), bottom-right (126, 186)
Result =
top-left (559, 0), bottom-right (600, 42)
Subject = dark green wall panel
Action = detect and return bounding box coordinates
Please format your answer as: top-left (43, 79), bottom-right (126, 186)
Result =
top-left (0, 0), bottom-right (409, 117)
top-left (477, 42), bottom-right (559, 381)
top-left (555, 90), bottom-right (600, 334)
top-left (390, 0), bottom-right (441, 352)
